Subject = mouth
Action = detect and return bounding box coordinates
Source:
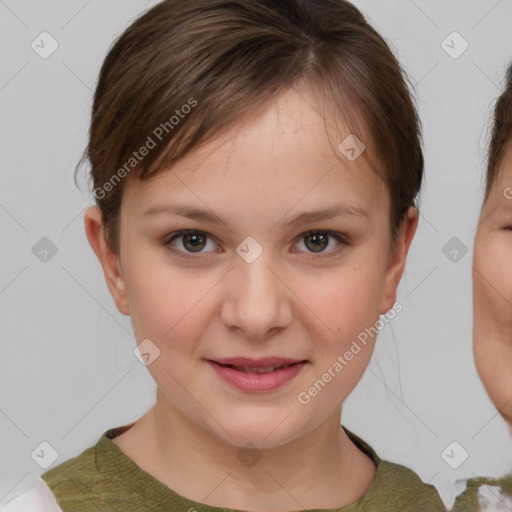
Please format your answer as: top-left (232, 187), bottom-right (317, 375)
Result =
top-left (206, 357), bottom-right (309, 392)
top-left (208, 356), bottom-right (308, 373)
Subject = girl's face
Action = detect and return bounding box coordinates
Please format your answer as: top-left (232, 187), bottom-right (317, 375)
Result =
top-left (86, 86), bottom-right (416, 448)
top-left (474, 145), bottom-right (512, 423)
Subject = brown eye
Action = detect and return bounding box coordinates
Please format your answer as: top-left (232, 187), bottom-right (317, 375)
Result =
top-left (182, 232), bottom-right (207, 252)
top-left (304, 233), bottom-right (329, 252)
top-left (295, 231), bottom-right (348, 257)
top-left (164, 230), bottom-right (219, 258)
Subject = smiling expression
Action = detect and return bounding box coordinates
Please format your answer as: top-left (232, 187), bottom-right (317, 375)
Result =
top-left (91, 85), bottom-right (415, 448)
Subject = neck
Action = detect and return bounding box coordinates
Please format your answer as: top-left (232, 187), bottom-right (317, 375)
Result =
top-left (117, 390), bottom-right (376, 511)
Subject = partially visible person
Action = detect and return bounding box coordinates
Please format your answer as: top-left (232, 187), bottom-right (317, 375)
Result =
top-left (451, 62), bottom-right (512, 512)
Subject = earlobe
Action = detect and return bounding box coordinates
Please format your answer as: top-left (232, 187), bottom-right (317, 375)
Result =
top-left (84, 206), bottom-right (130, 316)
top-left (379, 206), bottom-right (418, 314)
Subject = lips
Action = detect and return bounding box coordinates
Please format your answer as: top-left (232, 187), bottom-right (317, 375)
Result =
top-left (207, 357), bottom-right (308, 392)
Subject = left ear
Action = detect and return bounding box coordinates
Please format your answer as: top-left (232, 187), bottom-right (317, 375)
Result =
top-left (379, 206), bottom-right (418, 314)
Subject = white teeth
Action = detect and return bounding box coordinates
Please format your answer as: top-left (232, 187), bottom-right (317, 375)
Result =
top-left (232, 364), bottom-right (293, 373)
top-left (255, 366), bottom-right (278, 373)
top-left (233, 365), bottom-right (277, 373)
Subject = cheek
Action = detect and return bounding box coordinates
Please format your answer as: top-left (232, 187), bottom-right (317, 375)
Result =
top-left (474, 235), bottom-right (512, 325)
top-left (122, 247), bottom-right (211, 345)
top-left (306, 260), bottom-right (386, 362)
top-left (474, 232), bottom-right (512, 422)
top-left (124, 261), bottom-right (217, 406)
top-left (296, 268), bottom-right (380, 415)
top-left (322, 259), bottom-right (386, 324)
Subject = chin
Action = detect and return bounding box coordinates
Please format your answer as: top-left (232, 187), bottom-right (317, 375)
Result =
top-left (212, 413), bottom-right (304, 450)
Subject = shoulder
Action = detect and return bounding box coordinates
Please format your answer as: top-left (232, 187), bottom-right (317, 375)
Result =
top-left (0, 429), bottom-right (121, 512)
top-left (0, 477), bottom-right (63, 512)
top-left (451, 474), bottom-right (512, 511)
top-left (343, 428), bottom-right (446, 511)
top-left (36, 424), bottom-right (143, 511)
top-left (40, 442), bottom-right (98, 490)
top-left (37, 432), bottom-right (112, 511)
top-left (368, 459), bottom-right (447, 510)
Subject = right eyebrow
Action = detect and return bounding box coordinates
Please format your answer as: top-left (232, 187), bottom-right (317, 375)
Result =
top-left (144, 205), bottom-right (223, 224)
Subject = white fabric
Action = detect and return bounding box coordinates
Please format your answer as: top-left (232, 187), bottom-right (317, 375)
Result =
top-left (434, 475), bottom-right (468, 510)
top-left (0, 477), bottom-right (62, 512)
top-left (477, 484), bottom-right (512, 512)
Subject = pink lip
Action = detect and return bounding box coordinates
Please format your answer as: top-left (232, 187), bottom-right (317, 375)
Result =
top-left (207, 359), bottom-right (307, 392)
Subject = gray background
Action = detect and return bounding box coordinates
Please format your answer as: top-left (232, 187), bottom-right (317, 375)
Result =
top-left (1, 0), bottom-right (512, 508)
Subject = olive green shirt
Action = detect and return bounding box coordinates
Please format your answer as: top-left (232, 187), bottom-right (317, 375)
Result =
top-left (451, 475), bottom-right (512, 511)
top-left (41, 424), bottom-right (446, 512)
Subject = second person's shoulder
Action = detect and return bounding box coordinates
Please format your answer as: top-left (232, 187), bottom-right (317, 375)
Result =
top-left (450, 474), bottom-right (512, 511)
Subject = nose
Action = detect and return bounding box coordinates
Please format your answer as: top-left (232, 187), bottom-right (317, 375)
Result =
top-left (219, 250), bottom-right (293, 340)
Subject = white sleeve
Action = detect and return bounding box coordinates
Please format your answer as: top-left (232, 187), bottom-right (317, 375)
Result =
top-left (0, 477), bottom-right (63, 512)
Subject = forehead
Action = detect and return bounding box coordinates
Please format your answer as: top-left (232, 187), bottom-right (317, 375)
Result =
top-left (122, 86), bottom-right (388, 221)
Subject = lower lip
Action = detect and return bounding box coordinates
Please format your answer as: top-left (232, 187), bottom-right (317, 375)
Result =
top-left (207, 360), bottom-right (307, 392)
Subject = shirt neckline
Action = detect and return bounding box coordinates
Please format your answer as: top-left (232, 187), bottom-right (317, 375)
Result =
top-left (97, 422), bottom-right (383, 511)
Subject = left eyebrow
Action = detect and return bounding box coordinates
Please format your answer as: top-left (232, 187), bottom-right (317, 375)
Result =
top-left (281, 203), bottom-right (370, 227)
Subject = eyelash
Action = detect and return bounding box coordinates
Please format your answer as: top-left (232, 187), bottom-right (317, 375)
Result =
top-left (162, 229), bottom-right (349, 260)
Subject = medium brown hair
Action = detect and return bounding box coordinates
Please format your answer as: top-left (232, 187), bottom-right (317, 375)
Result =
top-left (77, 0), bottom-right (423, 253)
top-left (484, 62), bottom-right (512, 201)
